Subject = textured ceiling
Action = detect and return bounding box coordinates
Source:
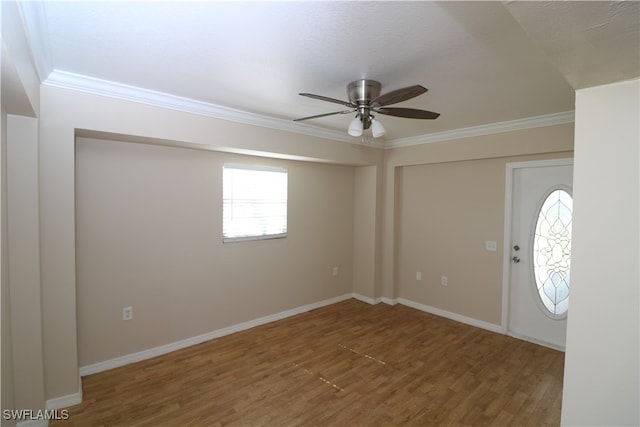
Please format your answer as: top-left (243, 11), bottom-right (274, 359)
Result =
top-left (16, 1), bottom-right (640, 144)
top-left (504, 1), bottom-right (640, 90)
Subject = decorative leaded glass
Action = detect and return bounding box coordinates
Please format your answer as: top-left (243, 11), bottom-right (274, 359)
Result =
top-left (532, 189), bottom-right (572, 317)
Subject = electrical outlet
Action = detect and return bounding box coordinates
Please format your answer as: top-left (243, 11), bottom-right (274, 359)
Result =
top-left (485, 240), bottom-right (497, 251)
top-left (122, 306), bottom-right (133, 321)
top-left (416, 271), bottom-right (422, 281)
top-left (441, 276), bottom-right (448, 286)
top-left (332, 266), bottom-right (339, 277)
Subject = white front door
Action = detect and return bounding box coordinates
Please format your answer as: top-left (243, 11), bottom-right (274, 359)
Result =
top-left (505, 159), bottom-right (573, 350)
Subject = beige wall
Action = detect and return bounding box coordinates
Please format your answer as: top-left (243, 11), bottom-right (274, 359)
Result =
top-left (381, 124), bottom-right (575, 308)
top-left (76, 137), bottom-right (356, 366)
top-left (75, 125), bottom-right (573, 370)
top-left (397, 153), bottom-right (572, 326)
top-left (561, 79), bottom-right (639, 426)
top-left (75, 126), bottom-right (572, 366)
top-left (5, 115), bottom-right (46, 411)
top-left (39, 85), bottom-right (383, 399)
top-left (352, 166), bottom-right (379, 300)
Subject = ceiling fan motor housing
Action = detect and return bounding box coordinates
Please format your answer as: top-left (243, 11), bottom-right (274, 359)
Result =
top-left (347, 79), bottom-right (381, 104)
top-left (348, 79), bottom-right (381, 129)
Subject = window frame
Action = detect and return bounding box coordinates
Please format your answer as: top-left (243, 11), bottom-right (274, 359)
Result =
top-left (222, 163), bottom-right (288, 243)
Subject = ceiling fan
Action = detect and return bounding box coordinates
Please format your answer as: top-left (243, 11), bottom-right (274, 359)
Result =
top-left (294, 79), bottom-right (440, 138)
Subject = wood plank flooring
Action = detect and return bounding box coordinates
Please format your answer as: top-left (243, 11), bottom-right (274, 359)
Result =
top-left (53, 299), bottom-right (564, 426)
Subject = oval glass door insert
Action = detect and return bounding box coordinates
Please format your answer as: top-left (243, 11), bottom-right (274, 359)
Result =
top-left (532, 188), bottom-right (573, 318)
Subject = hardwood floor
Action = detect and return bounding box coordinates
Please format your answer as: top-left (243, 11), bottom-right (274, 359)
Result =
top-left (53, 299), bottom-right (564, 426)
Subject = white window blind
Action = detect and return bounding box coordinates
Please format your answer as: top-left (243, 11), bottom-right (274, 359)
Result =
top-left (223, 164), bottom-right (288, 242)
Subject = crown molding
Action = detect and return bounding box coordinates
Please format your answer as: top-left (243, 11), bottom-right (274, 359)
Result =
top-left (43, 70), bottom-right (571, 151)
top-left (16, 0), bottom-right (53, 82)
top-left (19, 4), bottom-right (572, 152)
top-left (386, 111), bottom-right (575, 149)
top-left (43, 70), bottom-right (389, 147)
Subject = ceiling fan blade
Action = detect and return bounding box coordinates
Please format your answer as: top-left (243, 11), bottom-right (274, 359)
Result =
top-left (299, 93), bottom-right (356, 108)
top-left (371, 85), bottom-right (428, 107)
top-left (293, 109), bottom-right (354, 121)
top-left (375, 107), bottom-right (440, 119)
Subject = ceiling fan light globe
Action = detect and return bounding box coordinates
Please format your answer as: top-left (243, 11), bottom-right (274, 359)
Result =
top-left (371, 119), bottom-right (386, 138)
top-left (348, 117), bottom-right (363, 137)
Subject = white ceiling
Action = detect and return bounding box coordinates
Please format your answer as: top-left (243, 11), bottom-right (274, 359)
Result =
top-left (17, 1), bottom-right (640, 144)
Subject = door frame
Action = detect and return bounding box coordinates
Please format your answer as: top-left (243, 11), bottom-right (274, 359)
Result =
top-left (501, 158), bottom-right (574, 335)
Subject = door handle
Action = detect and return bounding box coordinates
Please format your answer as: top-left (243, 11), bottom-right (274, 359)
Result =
top-left (512, 256), bottom-right (520, 263)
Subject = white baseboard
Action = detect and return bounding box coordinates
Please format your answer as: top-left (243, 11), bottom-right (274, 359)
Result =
top-left (45, 381), bottom-right (82, 410)
top-left (396, 298), bottom-right (502, 334)
top-left (352, 293), bottom-right (398, 306)
top-left (10, 384), bottom-right (81, 425)
top-left (16, 420), bottom-right (48, 427)
top-left (352, 293), bottom-right (382, 305)
top-left (507, 331), bottom-right (566, 352)
top-left (380, 296), bottom-right (398, 305)
top-left (79, 293), bottom-right (353, 376)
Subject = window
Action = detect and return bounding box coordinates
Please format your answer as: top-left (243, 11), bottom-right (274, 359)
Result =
top-left (532, 188), bottom-right (572, 317)
top-left (223, 164), bottom-right (287, 242)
